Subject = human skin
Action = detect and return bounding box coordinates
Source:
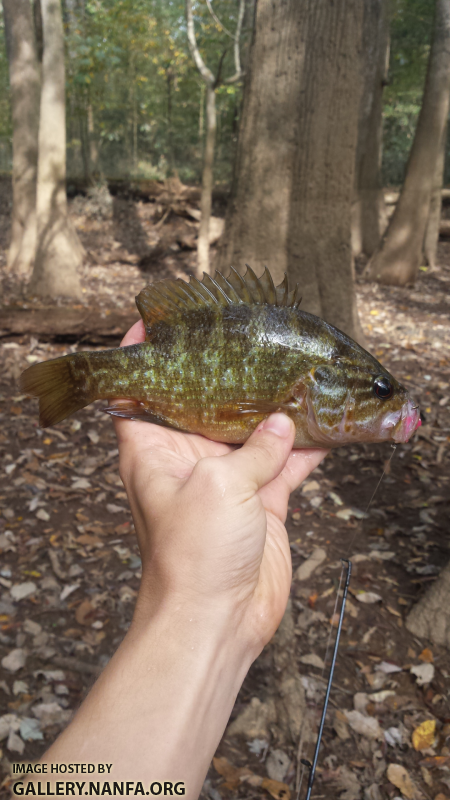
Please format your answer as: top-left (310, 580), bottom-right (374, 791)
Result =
top-left (39, 320), bottom-right (328, 798)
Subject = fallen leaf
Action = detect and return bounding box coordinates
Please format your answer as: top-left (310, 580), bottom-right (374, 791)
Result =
top-left (412, 719), bottom-right (436, 751)
top-left (385, 727), bottom-right (404, 747)
top-left (261, 777), bottom-right (290, 800)
top-left (71, 478), bottom-right (92, 490)
top-left (328, 491), bottom-right (343, 506)
top-left (294, 548), bottom-right (327, 581)
top-left (375, 661), bottom-right (402, 674)
top-left (411, 663), bottom-right (435, 686)
top-left (345, 710), bottom-right (382, 740)
top-left (301, 480), bottom-right (321, 494)
top-left (336, 507), bottom-right (365, 520)
top-left (420, 766), bottom-right (433, 787)
top-left (20, 718), bottom-right (44, 741)
top-left (299, 653), bottom-right (325, 670)
top-left (266, 750), bottom-right (290, 783)
top-left (75, 599), bottom-right (95, 626)
top-left (10, 582), bottom-right (37, 601)
top-left (1, 649), bottom-right (27, 673)
top-left (106, 503), bottom-right (126, 514)
top-left (60, 584), bottom-right (81, 601)
top-left (355, 591), bottom-right (382, 604)
top-left (334, 709), bottom-right (350, 741)
top-left (419, 648), bottom-right (434, 663)
top-left (32, 702), bottom-right (71, 729)
top-left (386, 763), bottom-right (418, 799)
top-left (7, 729), bottom-right (24, 754)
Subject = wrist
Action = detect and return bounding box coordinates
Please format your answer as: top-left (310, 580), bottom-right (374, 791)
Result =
top-left (131, 581), bottom-right (260, 668)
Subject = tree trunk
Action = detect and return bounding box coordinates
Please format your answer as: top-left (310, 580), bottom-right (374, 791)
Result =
top-left (352, 0), bottom-right (389, 258)
top-left (30, 0), bottom-right (83, 300)
top-left (197, 83), bottom-right (216, 275)
top-left (87, 102), bottom-right (99, 179)
top-left (365, 0), bottom-right (450, 286)
top-left (287, 0), bottom-right (365, 342)
top-left (216, 0), bottom-right (303, 283)
top-left (406, 562), bottom-right (450, 649)
top-left (2, 0), bottom-right (40, 276)
top-left (423, 120), bottom-right (447, 269)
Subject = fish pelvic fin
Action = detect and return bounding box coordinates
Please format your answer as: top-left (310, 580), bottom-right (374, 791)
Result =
top-left (135, 266), bottom-right (302, 331)
top-left (19, 355), bottom-right (95, 428)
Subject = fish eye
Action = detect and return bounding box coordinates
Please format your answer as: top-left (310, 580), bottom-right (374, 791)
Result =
top-left (373, 375), bottom-right (393, 400)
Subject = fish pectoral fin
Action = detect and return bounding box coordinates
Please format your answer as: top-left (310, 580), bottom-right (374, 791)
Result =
top-left (104, 401), bottom-right (188, 432)
top-left (217, 400), bottom-right (294, 421)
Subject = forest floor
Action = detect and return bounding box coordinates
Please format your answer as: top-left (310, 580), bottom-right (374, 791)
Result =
top-left (0, 180), bottom-right (450, 800)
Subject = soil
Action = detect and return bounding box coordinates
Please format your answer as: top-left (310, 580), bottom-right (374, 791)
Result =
top-left (0, 179), bottom-right (449, 800)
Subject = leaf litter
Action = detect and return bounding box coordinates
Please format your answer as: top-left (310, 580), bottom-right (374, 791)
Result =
top-left (1, 193), bottom-right (450, 798)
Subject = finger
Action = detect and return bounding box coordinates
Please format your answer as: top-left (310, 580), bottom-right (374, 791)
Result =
top-left (221, 413), bottom-right (296, 493)
top-left (120, 319), bottom-right (146, 347)
top-left (258, 448), bottom-right (328, 521)
top-left (281, 447), bottom-right (329, 494)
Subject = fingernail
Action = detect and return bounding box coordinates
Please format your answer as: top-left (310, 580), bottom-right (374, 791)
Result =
top-left (260, 413), bottom-right (292, 438)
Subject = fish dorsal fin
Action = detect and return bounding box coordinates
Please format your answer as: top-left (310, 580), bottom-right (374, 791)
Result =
top-left (135, 267), bottom-right (302, 328)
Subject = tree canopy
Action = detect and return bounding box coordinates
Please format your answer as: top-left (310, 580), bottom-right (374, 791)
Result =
top-left (0, 0), bottom-right (446, 187)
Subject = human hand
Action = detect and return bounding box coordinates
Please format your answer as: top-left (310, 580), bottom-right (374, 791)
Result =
top-left (113, 320), bottom-right (328, 659)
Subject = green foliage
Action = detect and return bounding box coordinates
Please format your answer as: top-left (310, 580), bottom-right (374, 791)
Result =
top-left (63, 0), bottom-right (250, 183)
top-left (382, 0), bottom-right (436, 185)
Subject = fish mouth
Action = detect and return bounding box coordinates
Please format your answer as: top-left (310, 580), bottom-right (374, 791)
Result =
top-left (382, 399), bottom-right (421, 443)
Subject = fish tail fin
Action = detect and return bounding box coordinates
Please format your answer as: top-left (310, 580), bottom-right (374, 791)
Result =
top-left (19, 354), bottom-right (96, 427)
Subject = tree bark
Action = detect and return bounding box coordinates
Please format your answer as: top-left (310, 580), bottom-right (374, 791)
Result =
top-left (2, 0), bottom-right (40, 276)
top-left (287, 0), bottom-right (365, 342)
top-left (423, 120), bottom-right (448, 270)
top-left (365, 0), bottom-right (450, 286)
top-left (352, 0), bottom-right (389, 259)
top-left (87, 101), bottom-right (99, 180)
top-left (197, 83), bottom-right (216, 275)
top-left (216, 0), bottom-right (303, 283)
top-left (406, 562), bottom-right (450, 650)
top-left (30, 0), bottom-right (83, 299)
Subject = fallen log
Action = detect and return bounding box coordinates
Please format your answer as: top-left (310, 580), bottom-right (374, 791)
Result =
top-left (440, 219), bottom-right (450, 237)
top-left (0, 306), bottom-right (138, 344)
top-left (384, 188), bottom-right (450, 205)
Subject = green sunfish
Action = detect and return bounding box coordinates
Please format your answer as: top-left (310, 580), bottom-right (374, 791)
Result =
top-left (20, 267), bottom-right (420, 448)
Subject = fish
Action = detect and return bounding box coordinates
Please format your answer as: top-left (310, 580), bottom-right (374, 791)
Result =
top-left (19, 267), bottom-right (420, 449)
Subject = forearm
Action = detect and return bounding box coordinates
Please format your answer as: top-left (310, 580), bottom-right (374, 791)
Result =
top-left (41, 592), bottom-right (254, 798)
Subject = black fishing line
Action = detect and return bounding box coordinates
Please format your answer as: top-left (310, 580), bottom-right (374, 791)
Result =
top-left (295, 444), bottom-right (398, 799)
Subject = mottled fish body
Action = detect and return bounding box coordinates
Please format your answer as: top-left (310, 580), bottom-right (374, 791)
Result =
top-left (20, 268), bottom-right (420, 448)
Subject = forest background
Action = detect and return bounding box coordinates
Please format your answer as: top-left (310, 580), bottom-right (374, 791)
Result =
top-left (0, 0), bottom-right (445, 189)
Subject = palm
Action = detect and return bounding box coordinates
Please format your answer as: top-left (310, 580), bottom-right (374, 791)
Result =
top-left (115, 416), bottom-right (325, 640)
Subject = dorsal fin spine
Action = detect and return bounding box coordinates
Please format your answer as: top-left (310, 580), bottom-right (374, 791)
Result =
top-left (135, 267), bottom-right (301, 331)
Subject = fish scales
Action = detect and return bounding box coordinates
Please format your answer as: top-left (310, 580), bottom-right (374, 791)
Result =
top-left (19, 267), bottom-right (421, 448)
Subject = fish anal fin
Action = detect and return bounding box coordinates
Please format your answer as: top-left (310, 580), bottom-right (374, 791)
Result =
top-left (135, 268), bottom-right (303, 330)
top-left (104, 400), bottom-right (188, 432)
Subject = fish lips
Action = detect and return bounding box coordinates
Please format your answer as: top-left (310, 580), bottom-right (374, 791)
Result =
top-left (383, 399), bottom-right (421, 443)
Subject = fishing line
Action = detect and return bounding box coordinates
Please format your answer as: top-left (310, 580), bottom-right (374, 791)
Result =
top-left (345, 443), bottom-right (398, 559)
top-left (295, 444), bottom-right (398, 799)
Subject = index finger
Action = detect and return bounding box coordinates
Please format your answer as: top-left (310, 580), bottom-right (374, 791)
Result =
top-left (121, 319), bottom-right (146, 346)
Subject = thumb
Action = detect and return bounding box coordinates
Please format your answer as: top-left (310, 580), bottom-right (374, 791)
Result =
top-left (222, 413), bottom-right (296, 492)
